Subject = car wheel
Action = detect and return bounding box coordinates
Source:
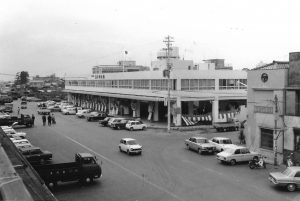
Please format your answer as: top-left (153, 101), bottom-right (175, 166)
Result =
top-left (130, 127), bottom-right (133, 131)
top-left (198, 148), bottom-right (203, 155)
top-left (287, 183), bottom-right (296, 192)
top-left (186, 144), bottom-right (190, 150)
top-left (119, 146), bottom-right (122, 152)
top-left (127, 150), bottom-right (130, 155)
top-left (117, 126), bottom-right (120, 130)
top-left (230, 159), bottom-right (236, 165)
top-left (87, 118), bottom-right (91, 121)
top-left (142, 126), bottom-right (146, 130)
top-left (253, 156), bottom-right (259, 161)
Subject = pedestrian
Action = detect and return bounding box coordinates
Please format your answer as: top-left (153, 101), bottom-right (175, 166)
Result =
top-left (51, 113), bottom-right (56, 124)
top-left (47, 114), bottom-right (52, 126)
top-left (17, 107), bottom-right (20, 115)
top-left (31, 114), bottom-right (35, 126)
top-left (42, 115), bottom-right (46, 126)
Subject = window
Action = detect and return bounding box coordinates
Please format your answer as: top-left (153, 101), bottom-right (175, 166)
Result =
top-left (295, 172), bottom-right (300, 177)
top-left (260, 128), bottom-right (273, 150)
top-left (234, 149), bottom-right (241, 154)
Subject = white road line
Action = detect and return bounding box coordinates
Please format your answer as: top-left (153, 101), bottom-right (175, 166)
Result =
top-left (63, 135), bottom-right (186, 201)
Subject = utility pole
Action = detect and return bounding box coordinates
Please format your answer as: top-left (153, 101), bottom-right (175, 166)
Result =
top-left (163, 36), bottom-right (174, 133)
top-left (274, 95), bottom-right (279, 166)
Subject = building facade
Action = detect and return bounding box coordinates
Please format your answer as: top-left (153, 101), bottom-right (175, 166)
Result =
top-left (247, 52), bottom-right (300, 165)
top-left (65, 68), bottom-right (247, 126)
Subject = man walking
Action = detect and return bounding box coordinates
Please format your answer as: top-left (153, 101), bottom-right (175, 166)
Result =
top-left (47, 114), bottom-right (52, 126)
top-left (31, 114), bottom-right (35, 126)
top-left (42, 115), bottom-right (46, 126)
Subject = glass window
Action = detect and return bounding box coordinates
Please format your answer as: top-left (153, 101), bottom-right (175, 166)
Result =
top-left (261, 128), bottom-right (273, 150)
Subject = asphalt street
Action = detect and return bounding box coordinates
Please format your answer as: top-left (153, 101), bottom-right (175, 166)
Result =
top-left (13, 100), bottom-right (300, 201)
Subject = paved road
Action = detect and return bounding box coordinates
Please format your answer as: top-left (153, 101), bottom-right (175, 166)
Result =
top-left (14, 100), bottom-right (299, 201)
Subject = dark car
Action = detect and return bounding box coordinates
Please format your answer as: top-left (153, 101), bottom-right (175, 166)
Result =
top-left (19, 146), bottom-right (52, 164)
top-left (86, 112), bottom-right (107, 122)
top-left (110, 119), bottom-right (129, 130)
top-left (99, 117), bottom-right (113, 127)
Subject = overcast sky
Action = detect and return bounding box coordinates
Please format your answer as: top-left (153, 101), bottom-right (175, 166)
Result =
top-left (1, 0), bottom-right (300, 81)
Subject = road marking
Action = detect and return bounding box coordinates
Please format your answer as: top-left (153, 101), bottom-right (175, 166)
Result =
top-left (63, 135), bottom-right (186, 201)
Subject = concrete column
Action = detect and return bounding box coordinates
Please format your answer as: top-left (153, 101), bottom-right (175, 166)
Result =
top-left (215, 78), bottom-right (219, 91)
top-left (212, 96), bottom-right (219, 123)
top-left (153, 101), bottom-right (159, 121)
top-left (67, 93), bottom-right (72, 102)
top-left (135, 101), bottom-right (140, 118)
top-left (175, 97), bottom-right (182, 126)
top-left (108, 97), bottom-right (112, 115)
top-left (188, 101), bottom-right (194, 116)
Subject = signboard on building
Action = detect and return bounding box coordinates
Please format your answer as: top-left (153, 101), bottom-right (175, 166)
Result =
top-left (254, 106), bottom-right (273, 114)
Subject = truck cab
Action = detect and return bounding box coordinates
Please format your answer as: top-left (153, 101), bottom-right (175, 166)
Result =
top-left (75, 153), bottom-right (97, 164)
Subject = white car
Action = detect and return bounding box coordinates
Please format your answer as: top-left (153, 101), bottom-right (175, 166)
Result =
top-left (13, 139), bottom-right (32, 149)
top-left (209, 137), bottom-right (235, 152)
top-left (185, 137), bottom-right (216, 154)
top-left (125, 120), bottom-right (147, 131)
top-left (119, 138), bottom-right (142, 155)
top-left (2, 128), bottom-right (26, 138)
top-left (76, 109), bottom-right (91, 118)
top-left (62, 107), bottom-right (77, 115)
top-left (216, 146), bottom-right (260, 165)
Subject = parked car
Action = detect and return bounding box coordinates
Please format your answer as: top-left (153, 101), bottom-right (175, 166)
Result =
top-left (125, 120), bottom-right (147, 131)
top-left (48, 105), bottom-right (61, 112)
top-left (62, 107), bottom-right (77, 115)
top-left (86, 112), bottom-right (107, 121)
top-left (99, 117), bottom-right (113, 127)
top-left (13, 139), bottom-right (32, 149)
top-left (209, 137), bottom-right (235, 152)
top-left (76, 109), bottom-right (91, 118)
top-left (110, 119), bottom-right (131, 130)
top-left (185, 137), bottom-right (216, 154)
top-left (2, 127), bottom-right (26, 139)
top-left (19, 146), bottom-right (52, 164)
top-left (216, 146), bottom-right (260, 165)
top-left (37, 108), bottom-right (51, 115)
top-left (119, 138), bottom-right (142, 155)
top-left (269, 167), bottom-right (300, 192)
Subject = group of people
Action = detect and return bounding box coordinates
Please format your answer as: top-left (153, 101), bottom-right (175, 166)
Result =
top-left (42, 113), bottom-right (56, 126)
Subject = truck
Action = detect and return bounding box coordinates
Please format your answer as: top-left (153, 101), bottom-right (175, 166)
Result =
top-left (0, 114), bottom-right (33, 127)
top-left (33, 153), bottom-right (102, 187)
top-left (213, 118), bottom-right (240, 132)
top-left (19, 146), bottom-right (53, 164)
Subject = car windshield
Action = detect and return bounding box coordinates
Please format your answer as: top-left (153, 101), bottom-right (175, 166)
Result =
top-left (127, 140), bottom-right (137, 145)
top-left (196, 139), bottom-right (208, 143)
top-left (282, 168), bottom-right (294, 177)
top-left (223, 148), bottom-right (235, 154)
top-left (223, 139), bottom-right (232, 144)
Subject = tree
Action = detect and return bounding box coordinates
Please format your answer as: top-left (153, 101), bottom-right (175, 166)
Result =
top-left (20, 71), bottom-right (29, 85)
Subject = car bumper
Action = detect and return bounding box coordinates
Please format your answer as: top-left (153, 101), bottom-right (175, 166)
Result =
top-left (129, 150), bottom-right (142, 154)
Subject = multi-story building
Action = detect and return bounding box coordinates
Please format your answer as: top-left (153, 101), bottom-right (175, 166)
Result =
top-left (65, 50), bottom-right (247, 126)
top-left (246, 52), bottom-right (300, 165)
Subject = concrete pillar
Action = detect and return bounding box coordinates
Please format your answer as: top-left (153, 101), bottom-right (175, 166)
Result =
top-left (136, 101), bottom-right (140, 118)
top-left (153, 101), bottom-right (159, 121)
top-left (175, 97), bottom-right (182, 126)
top-left (212, 96), bottom-right (219, 123)
top-left (67, 93), bottom-right (72, 102)
top-left (215, 78), bottom-right (219, 90)
top-left (188, 101), bottom-right (194, 116)
top-left (108, 97), bottom-right (112, 115)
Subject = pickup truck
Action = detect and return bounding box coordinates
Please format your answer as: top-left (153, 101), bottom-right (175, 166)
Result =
top-left (33, 153), bottom-right (102, 187)
top-left (19, 146), bottom-right (52, 164)
top-left (213, 118), bottom-right (240, 132)
top-left (185, 137), bottom-right (216, 154)
top-left (0, 114), bottom-right (33, 127)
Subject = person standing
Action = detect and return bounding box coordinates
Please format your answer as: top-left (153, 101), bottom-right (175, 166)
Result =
top-left (31, 114), bottom-right (35, 126)
top-left (47, 114), bottom-right (52, 126)
top-left (17, 107), bottom-right (20, 115)
top-left (51, 113), bottom-right (56, 124)
top-left (42, 115), bottom-right (46, 126)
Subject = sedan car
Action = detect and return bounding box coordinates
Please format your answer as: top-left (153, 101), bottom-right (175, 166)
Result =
top-left (13, 139), bottom-right (32, 149)
top-left (119, 138), bottom-right (142, 155)
top-left (216, 146), bottom-right (260, 165)
top-left (125, 120), bottom-right (147, 131)
top-left (185, 137), bottom-right (216, 154)
top-left (2, 128), bottom-right (26, 138)
top-left (209, 137), bottom-right (235, 152)
top-left (86, 112), bottom-right (107, 121)
top-left (269, 167), bottom-right (300, 192)
top-left (62, 107), bottom-right (77, 115)
top-left (99, 117), bottom-right (113, 127)
top-left (37, 108), bottom-right (51, 115)
top-left (76, 109), bottom-right (91, 118)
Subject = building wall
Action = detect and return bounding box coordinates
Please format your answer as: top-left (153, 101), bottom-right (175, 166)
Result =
top-left (247, 68), bottom-right (288, 164)
top-left (151, 59), bottom-right (194, 71)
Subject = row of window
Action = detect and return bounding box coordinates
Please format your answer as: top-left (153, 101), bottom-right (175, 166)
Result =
top-left (181, 79), bottom-right (215, 91)
top-left (67, 79), bottom-right (175, 90)
top-left (66, 78), bottom-right (247, 91)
